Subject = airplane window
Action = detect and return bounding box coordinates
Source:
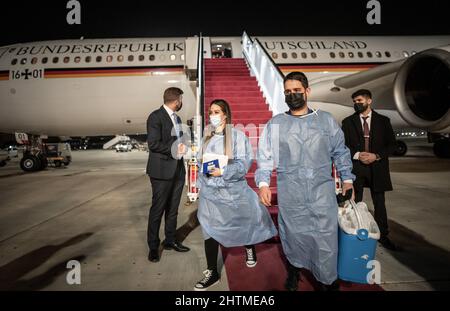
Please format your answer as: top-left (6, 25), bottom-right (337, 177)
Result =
top-left (85, 56), bottom-right (91, 63)
top-left (367, 52), bottom-right (373, 58)
top-left (64, 56), bottom-right (70, 63)
top-left (128, 55), bottom-right (134, 62)
top-left (348, 52), bottom-right (354, 58)
top-left (301, 52), bottom-right (307, 59)
top-left (52, 57), bottom-right (59, 64)
top-left (159, 55), bottom-right (166, 61)
top-left (311, 52), bottom-right (317, 59)
top-left (170, 54), bottom-right (176, 61)
top-left (375, 51), bottom-right (382, 58)
top-left (74, 56), bottom-right (81, 63)
top-left (330, 52), bottom-right (336, 58)
top-left (21, 58), bottom-right (27, 65)
top-left (339, 52), bottom-right (345, 58)
top-left (272, 52), bottom-right (278, 59)
top-left (31, 57), bottom-right (38, 64)
top-left (385, 51), bottom-right (391, 57)
top-left (117, 55), bottom-right (124, 62)
top-left (106, 55), bottom-right (113, 62)
top-left (357, 52), bottom-right (363, 58)
top-left (149, 55), bottom-right (155, 61)
top-left (139, 55), bottom-right (145, 61)
top-left (402, 51), bottom-right (409, 57)
top-left (281, 52), bottom-right (288, 59)
top-left (96, 56), bottom-right (102, 62)
top-left (292, 52), bottom-right (298, 59)
top-left (11, 58), bottom-right (17, 65)
top-left (411, 51), bottom-right (417, 55)
top-left (181, 54), bottom-right (185, 61)
top-left (42, 57), bottom-right (48, 64)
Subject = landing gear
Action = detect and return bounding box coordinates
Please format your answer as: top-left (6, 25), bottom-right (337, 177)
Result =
top-left (392, 140), bottom-right (408, 156)
top-left (433, 139), bottom-right (450, 158)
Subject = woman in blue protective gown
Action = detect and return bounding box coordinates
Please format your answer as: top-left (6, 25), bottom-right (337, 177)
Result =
top-left (194, 99), bottom-right (277, 291)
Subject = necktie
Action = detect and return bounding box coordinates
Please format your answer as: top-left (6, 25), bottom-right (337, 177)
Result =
top-left (172, 113), bottom-right (181, 139)
top-left (362, 116), bottom-right (370, 152)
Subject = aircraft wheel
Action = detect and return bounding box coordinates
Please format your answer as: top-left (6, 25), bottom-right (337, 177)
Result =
top-left (392, 140), bottom-right (407, 156)
top-left (433, 139), bottom-right (450, 158)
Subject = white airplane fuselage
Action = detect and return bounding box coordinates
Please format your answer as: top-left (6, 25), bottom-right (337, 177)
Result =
top-left (1, 35), bottom-right (449, 136)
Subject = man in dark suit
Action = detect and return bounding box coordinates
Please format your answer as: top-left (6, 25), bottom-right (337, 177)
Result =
top-left (342, 89), bottom-right (398, 251)
top-left (146, 87), bottom-right (190, 262)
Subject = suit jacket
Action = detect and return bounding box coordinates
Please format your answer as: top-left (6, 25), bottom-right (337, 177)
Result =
top-left (341, 110), bottom-right (396, 192)
top-left (146, 106), bottom-right (186, 180)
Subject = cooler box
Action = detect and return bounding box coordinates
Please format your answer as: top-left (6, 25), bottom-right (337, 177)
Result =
top-left (338, 200), bottom-right (380, 284)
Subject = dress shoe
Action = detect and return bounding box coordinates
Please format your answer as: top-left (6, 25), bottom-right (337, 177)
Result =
top-left (148, 250), bottom-right (160, 262)
top-left (163, 241), bottom-right (190, 252)
top-left (379, 237), bottom-right (399, 251)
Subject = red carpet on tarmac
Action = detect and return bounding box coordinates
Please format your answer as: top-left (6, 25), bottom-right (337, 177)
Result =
top-left (205, 58), bottom-right (383, 291)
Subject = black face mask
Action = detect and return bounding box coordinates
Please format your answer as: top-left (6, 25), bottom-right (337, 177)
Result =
top-left (285, 92), bottom-right (306, 110)
top-left (353, 103), bottom-right (368, 114)
top-left (176, 101), bottom-right (183, 112)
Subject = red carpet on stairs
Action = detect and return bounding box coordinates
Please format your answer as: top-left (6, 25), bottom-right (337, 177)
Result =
top-left (204, 58), bottom-right (382, 291)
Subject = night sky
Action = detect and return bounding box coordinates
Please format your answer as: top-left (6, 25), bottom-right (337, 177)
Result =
top-left (1, 0), bottom-right (449, 46)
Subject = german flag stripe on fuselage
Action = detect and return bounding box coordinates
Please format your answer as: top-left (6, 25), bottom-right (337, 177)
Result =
top-left (278, 62), bottom-right (385, 73)
top-left (0, 70), bottom-right (9, 80)
top-left (43, 65), bottom-right (184, 78)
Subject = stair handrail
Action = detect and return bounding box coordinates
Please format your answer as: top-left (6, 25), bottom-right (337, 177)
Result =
top-left (242, 32), bottom-right (288, 116)
top-left (194, 34), bottom-right (204, 153)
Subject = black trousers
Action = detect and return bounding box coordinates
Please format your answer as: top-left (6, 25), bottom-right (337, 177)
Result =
top-left (354, 166), bottom-right (389, 239)
top-left (147, 160), bottom-right (185, 250)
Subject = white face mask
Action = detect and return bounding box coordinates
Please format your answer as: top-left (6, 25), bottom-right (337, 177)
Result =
top-left (210, 115), bottom-right (223, 128)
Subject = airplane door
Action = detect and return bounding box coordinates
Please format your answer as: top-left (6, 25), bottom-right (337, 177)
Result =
top-left (211, 43), bottom-right (233, 58)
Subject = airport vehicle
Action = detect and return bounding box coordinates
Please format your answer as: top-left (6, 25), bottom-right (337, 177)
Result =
top-left (43, 143), bottom-right (72, 168)
top-left (1, 33), bottom-right (450, 171)
top-left (6, 145), bottom-right (18, 157)
top-left (115, 141), bottom-right (132, 152)
top-left (20, 142), bottom-right (72, 171)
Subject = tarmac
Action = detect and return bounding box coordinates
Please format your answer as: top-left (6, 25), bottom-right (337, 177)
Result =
top-left (0, 138), bottom-right (449, 291)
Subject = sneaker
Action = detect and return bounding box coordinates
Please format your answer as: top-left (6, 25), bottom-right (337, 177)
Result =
top-left (194, 269), bottom-right (220, 291)
top-left (245, 246), bottom-right (257, 268)
top-left (318, 280), bottom-right (340, 291)
top-left (285, 264), bottom-right (300, 291)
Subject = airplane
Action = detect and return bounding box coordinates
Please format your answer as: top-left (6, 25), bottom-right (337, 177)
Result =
top-left (0, 33), bottom-right (449, 172)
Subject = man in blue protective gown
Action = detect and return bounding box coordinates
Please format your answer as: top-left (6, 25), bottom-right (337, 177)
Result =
top-left (256, 72), bottom-right (355, 291)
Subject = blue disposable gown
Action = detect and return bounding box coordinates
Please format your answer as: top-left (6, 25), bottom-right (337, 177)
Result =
top-left (197, 128), bottom-right (277, 247)
top-left (255, 110), bottom-right (355, 285)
